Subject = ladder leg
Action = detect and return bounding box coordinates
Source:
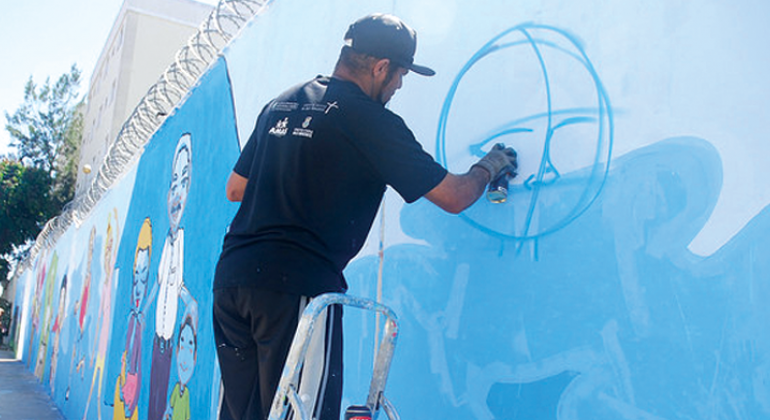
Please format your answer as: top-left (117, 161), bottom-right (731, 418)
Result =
top-left (268, 293), bottom-right (400, 420)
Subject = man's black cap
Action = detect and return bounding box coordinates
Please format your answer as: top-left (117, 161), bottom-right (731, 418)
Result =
top-left (344, 13), bottom-right (436, 76)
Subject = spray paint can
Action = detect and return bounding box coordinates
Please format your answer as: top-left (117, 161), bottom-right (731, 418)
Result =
top-left (344, 405), bottom-right (373, 420)
top-left (487, 172), bottom-right (512, 203)
top-left (485, 142), bottom-right (516, 203)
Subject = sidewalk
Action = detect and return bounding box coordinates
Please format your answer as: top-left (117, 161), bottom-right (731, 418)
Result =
top-left (0, 347), bottom-right (65, 420)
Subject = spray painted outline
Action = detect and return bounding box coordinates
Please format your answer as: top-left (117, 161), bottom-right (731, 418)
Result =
top-left (436, 23), bottom-right (614, 240)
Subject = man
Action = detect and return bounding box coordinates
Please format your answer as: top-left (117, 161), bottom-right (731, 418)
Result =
top-left (213, 13), bottom-right (517, 420)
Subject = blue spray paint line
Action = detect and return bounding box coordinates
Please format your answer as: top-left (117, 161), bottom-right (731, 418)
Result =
top-left (436, 23), bottom-right (614, 241)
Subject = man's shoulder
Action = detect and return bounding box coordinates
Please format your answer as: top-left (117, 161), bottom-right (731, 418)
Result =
top-left (265, 77), bottom-right (403, 129)
top-left (265, 76), bottom-right (331, 112)
top-left (278, 76), bottom-right (330, 98)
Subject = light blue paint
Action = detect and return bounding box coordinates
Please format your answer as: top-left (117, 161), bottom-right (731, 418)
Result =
top-left (344, 136), bottom-right (764, 419)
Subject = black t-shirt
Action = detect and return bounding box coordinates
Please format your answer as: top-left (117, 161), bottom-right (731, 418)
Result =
top-left (214, 76), bottom-right (447, 296)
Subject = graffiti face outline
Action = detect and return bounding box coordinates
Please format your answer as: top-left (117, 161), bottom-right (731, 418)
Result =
top-left (436, 23), bottom-right (613, 240)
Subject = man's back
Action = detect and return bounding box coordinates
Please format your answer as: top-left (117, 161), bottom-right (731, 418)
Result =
top-left (214, 76), bottom-right (446, 296)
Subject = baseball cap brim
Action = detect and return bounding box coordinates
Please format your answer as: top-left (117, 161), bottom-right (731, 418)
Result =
top-left (409, 63), bottom-right (435, 77)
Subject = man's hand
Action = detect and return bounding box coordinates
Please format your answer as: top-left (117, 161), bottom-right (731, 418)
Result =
top-left (472, 143), bottom-right (518, 183)
top-left (425, 144), bottom-right (519, 214)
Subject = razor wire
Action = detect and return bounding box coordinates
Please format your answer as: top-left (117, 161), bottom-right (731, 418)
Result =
top-left (12, 0), bottom-right (273, 278)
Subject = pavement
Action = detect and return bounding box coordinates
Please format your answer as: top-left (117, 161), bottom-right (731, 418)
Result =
top-left (0, 347), bottom-right (66, 420)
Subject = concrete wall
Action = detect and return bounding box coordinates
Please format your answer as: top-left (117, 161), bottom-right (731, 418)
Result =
top-left (13, 0), bottom-right (770, 419)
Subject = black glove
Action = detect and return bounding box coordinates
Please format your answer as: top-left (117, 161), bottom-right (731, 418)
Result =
top-left (472, 143), bottom-right (518, 182)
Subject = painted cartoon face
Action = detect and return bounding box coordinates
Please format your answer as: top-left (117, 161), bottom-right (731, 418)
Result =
top-left (56, 280), bottom-right (67, 324)
top-left (87, 227), bottom-right (96, 265)
top-left (168, 145), bottom-right (191, 232)
top-left (132, 248), bottom-right (150, 309)
top-left (104, 230), bottom-right (114, 277)
top-left (177, 322), bottom-right (196, 385)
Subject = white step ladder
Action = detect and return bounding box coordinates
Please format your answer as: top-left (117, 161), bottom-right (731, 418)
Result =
top-left (267, 293), bottom-right (401, 420)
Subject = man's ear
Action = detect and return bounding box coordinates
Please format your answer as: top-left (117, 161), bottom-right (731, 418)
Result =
top-left (372, 58), bottom-right (391, 77)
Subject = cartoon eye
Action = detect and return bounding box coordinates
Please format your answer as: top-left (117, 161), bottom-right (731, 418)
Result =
top-left (469, 127), bottom-right (533, 158)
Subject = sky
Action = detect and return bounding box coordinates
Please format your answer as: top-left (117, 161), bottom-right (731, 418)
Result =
top-left (0, 0), bottom-right (221, 157)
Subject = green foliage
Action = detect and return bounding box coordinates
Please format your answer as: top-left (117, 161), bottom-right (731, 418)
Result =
top-left (0, 159), bottom-right (57, 281)
top-left (1, 64), bottom-right (83, 284)
top-left (55, 101), bottom-right (85, 203)
top-left (0, 297), bottom-right (10, 335)
top-left (4, 64), bottom-right (82, 178)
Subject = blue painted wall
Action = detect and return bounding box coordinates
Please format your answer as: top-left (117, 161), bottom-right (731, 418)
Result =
top-left (13, 1), bottom-right (770, 419)
top-left (15, 60), bottom-right (240, 420)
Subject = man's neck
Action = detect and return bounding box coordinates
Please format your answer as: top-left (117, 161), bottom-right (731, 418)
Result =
top-left (332, 66), bottom-right (375, 100)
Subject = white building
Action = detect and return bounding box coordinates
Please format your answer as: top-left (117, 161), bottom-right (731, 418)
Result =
top-left (76, 0), bottom-right (214, 196)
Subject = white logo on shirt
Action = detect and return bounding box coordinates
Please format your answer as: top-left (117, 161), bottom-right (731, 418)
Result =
top-left (293, 116), bottom-right (314, 139)
top-left (325, 101), bottom-right (339, 114)
top-left (268, 117), bottom-right (289, 137)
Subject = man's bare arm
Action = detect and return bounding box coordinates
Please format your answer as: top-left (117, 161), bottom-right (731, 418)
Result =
top-left (424, 167), bottom-right (490, 214)
top-left (225, 171), bottom-right (248, 202)
top-left (425, 144), bottom-right (517, 214)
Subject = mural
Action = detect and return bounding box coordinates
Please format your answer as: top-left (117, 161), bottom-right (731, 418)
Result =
top-left (145, 133), bottom-right (198, 420)
top-left (102, 57), bottom-right (239, 420)
top-left (33, 251), bottom-right (58, 379)
top-left (112, 217), bottom-right (151, 420)
top-left (67, 226), bottom-right (101, 403)
top-left (49, 272), bottom-right (68, 395)
top-left (82, 210), bottom-right (120, 420)
top-left (10, 1), bottom-right (770, 419)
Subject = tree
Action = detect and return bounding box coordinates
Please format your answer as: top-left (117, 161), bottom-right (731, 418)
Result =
top-left (54, 100), bottom-right (85, 203)
top-left (1, 65), bottom-right (83, 284)
top-left (0, 159), bottom-right (56, 281)
top-left (5, 64), bottom-right (82, 194)
top-left (0, 297), bottom-right (11, 346)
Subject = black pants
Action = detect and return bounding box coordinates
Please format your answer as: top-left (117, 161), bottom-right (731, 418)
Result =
top-left (213, 288), bottom-right (343, 420)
